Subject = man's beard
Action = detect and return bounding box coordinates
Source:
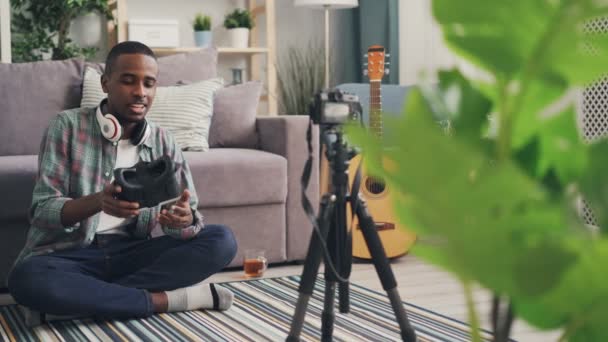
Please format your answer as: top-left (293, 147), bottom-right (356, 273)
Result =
top-left (117, 114), bottom-right (144, 124)
top-left (115, 108), bottom-right (146, 125)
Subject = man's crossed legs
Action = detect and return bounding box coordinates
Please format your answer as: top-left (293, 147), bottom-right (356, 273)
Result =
top-left (8, 224), bottom-right (237, 324)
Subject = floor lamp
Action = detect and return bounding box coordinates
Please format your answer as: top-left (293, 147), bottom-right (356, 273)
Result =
top-left (294, 0), bottom-right (359, 89)
top-left (0, 0), bottom-right (11, 63)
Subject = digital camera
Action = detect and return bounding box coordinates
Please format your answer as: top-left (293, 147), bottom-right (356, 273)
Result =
top-left (309, 89), bottom-right (362, 125)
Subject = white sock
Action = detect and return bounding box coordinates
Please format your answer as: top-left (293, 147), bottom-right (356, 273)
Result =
top-left (165, 283), bottom-right (234, 312)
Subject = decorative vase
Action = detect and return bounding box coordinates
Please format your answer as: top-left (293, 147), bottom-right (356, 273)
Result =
top-left (70, 12), bottom-right (103, 47)
top-left (226, 28), bottom-right (250, 48)
top-left (194, 31), bottom-right (212, 47)
top-left (231, 68), bottom-right (244, 85)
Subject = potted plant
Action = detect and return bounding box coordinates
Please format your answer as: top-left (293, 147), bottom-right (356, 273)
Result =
top-left (223, 8), bottom-right (254, 49)
top-left (10, 0), bottom-right (113, 62)
top-left (193, 13), bottom-right (212, 48)
top-left (347, 0), bottom-right (608, 341)
top-left (277, 41), bottom-right (325, 115)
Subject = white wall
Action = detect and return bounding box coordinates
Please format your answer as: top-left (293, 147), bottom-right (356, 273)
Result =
top-left (399, 0), bottom-right (454, 85)
top-left (399, 0), bottom-right (487, 85)
top-left (277, 0), bottom-right (325, 54)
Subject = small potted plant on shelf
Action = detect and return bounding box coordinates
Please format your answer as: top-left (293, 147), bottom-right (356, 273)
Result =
top-left (223, 8), bottom-right (254, 49)
top-left (193, 13), bottom-right (212, 48)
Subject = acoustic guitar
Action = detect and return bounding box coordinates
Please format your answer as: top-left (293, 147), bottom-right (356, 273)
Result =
top-left (349, 45), bottom-right (416, 259)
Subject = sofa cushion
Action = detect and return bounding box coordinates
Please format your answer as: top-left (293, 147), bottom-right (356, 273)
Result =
top-left (184, 149), bottom-right (287, 207)
top-left (0, 58), bottom-right (85, 156)
top-left (0, 150), bottom-right (286, 220)
top-left (0, 155), bottom-right (38, 221)
top-left (81, 67), bottom-right (224, 151)
top-left (85, 47), bottom-right (218, 87)
top-left (209, 81), bottom-right (262, 149)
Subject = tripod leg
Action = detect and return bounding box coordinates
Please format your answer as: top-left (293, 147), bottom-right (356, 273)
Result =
top-left (287, 194), bottom-right (336, 342)
top-left (321, 280), bottom-right (337, 342)
top-left (338, 276), bottom-right (350, 313)
top-left (322, 193), bottom-right (345, 340)
top-left (356, 200), bottom-right (418, 342)
top-left (334, 195), bottom-right (350, 314)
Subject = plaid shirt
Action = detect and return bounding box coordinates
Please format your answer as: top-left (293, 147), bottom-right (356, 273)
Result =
top-left (14, 107), bottom-right (204, 266)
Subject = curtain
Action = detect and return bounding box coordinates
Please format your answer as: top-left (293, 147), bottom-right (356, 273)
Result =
top-left (334, 0), bottom-right (399, 85)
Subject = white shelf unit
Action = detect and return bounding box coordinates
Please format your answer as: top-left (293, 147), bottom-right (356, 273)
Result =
top-left (108, 0), bottom-right (278, 115)
top-left (0, 0), bottom-right (11, 63)
top-left (153, 47), bottom-right (269, 56)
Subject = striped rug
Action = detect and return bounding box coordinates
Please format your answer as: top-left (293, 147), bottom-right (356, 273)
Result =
top-left (0, 276), bottom-right (495, 341)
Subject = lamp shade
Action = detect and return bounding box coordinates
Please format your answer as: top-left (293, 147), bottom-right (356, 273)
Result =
top-left (294, 0), bottom-right (358, 9)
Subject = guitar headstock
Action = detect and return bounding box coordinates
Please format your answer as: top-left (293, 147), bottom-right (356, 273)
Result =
top-left (364, 45), bottom-right (389, 81)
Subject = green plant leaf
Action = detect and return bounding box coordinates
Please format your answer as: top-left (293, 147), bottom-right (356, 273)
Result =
top-left (546, 16), bottom-right (608, 85)
top-left (511, 76), bottom-right (568, 150)
top-left (431, 0), bottom-right (556, 75)
top-left (193, 13), bottom-right (211, 31)
top-left (346, 105), bottom-right (574, 297)
top-left (435, 69), bottom-right (493, 145)
top-left (513, 239), bottom-right (577, 297)
top-left (433, 0), bottom-right (608, 86)
top-left (511, 76), bottom-right (588, 186)
top-left (514, 239), bottom-right (608, 333)
top-left (368, 0), bottom-right (608, 338)
top-left (537, 106), bottom-right (588, 184)
top-left (223, 8), bottom-right (254, 29)
top-left (407, 72), bottom-right (495, 157)
top-left (579, 139), bottom-right (608, 232)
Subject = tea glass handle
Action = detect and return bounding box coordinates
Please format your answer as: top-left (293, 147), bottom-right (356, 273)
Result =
top-left (260, 257), bottom-right (268, 273)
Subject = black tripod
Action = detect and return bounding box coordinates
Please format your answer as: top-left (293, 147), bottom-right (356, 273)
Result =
top-left (287, 126), bottom-right (417, 342)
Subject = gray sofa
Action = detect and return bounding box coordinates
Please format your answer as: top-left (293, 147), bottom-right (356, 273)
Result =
top-left (0, 49), bottom-right (319, 286)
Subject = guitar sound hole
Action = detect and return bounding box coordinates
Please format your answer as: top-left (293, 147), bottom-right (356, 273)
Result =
top-left (365, 176), bottom-right (386, 195)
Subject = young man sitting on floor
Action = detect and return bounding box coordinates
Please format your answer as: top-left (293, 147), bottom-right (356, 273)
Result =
top-left (8, 41), bottom-right (237, 325)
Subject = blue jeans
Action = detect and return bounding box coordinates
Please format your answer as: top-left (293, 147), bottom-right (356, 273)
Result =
top-left (7, 224), bottom-right (237, 319)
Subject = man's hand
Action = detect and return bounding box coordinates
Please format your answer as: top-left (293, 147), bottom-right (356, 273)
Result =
top-left (99, 183), bottom-right (140, 218)
top-left (157, 189), bottom-right (194, 229)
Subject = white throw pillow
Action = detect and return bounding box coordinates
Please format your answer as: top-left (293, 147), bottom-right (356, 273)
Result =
top-left (81, 67), bottom-right (223, 151)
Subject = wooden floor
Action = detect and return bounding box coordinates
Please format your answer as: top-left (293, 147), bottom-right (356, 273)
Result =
top-left (209, 255), bottom-right (562, 342)
top-left (0, 255), bottom-right (561, 341)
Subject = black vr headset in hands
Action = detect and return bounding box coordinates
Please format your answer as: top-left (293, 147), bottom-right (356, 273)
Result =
top-left (113, 156), bottom-right (181, 209)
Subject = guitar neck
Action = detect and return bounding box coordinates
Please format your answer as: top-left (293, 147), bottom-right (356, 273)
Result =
top-left (370, 80), bottom-right (382, 138)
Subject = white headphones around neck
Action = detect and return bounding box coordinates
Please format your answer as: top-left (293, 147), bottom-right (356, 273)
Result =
top-left (96, 99), bottom-right (150, 146)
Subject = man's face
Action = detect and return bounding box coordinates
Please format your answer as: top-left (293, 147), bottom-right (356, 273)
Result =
top-left (101, 53), bottom-right (158, 124)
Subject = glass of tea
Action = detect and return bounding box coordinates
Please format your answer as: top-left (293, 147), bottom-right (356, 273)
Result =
top-left (243, 249), bottom-right (268, 278)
